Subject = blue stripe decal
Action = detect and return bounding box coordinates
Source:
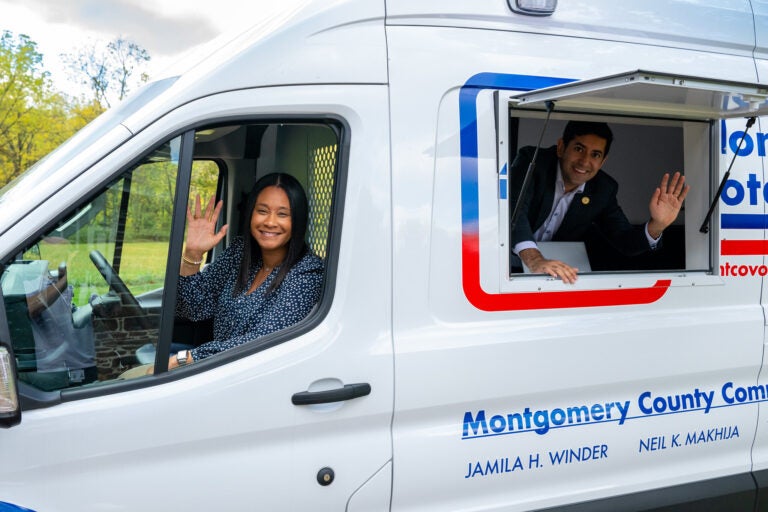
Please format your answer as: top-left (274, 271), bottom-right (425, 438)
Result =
top-left (499, 163), bottom-right (508, 200)
top-left (721, 214), bottom-right (768, 229)
top-left (0, 502), bottom-right (36, 512)
top-left (459, 73), bottom-right (574, 233)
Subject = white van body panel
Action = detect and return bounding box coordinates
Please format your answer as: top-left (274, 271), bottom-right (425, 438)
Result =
top-left (751, 0), bottom-right (768, 62)
top-left (386, 0), bottom-right (756, 56)
top-left (123, 0), bottom-right (387, 133)
top-left (2, 1), bottom-right (768, 511)
top-left (387, 19), bottom-right (764, 512)
top-left (0, 85), bottom-right (394, 512)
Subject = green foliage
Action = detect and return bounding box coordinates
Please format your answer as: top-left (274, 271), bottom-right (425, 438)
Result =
top-left (0, 30), bottom-right (72, 185)
top-left (0, 33), bottom-right (151, 189)
top-left (0, 33), bottom-right (228, 309)
top-left (32, 240), bottom-right (171, 305)
top-left (190, 160), bottom-right (221, 203)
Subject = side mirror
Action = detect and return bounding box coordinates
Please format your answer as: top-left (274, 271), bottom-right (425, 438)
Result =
top-left (0, 343), bottom-right (20, 428)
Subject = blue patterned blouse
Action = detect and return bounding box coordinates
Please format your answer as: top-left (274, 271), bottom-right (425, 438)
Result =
top-left (176, 237), bottom-right (323, 361)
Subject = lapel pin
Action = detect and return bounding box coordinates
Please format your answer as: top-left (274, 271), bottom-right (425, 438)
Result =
top-left (581, 196), bottom-right (590, 205)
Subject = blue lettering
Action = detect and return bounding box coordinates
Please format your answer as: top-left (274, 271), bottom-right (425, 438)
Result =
top-left (489, 414), bottom-right (506, 433)
top-left (729, 131), bottom-right (754, 156)
top-left (722, 122), bottom-right (768, 157)
top-left (758, 132), bottom-right (768, 157)
top-left (567, 405), bottom-right (589, 424)
top-left (721, 119), bottom-right (727, 154)
top-left (550, 408), bottom-right (566, 426)
top-left (747, 173), bottom-right (761, 204)
top-left (533, 410), bottom-right (550, 434)
top-left (722, 381), bottom-right (768, 404)
top-left (639, 391), bottom-right (653, 414)
top-left (549, 445), bottom-right (608, 465)
top-left (722, 179), bottom-right (745, 206)
top-left (463, 410), bottom-right (488, 437)
top-left (507, 412), bottom-right (524, 431)
top-left (718, 175), bottom-right (768, 207)
top-left (463, 401), bottom-right (630, 438)
top-left (638, 389), bottom-right (713, 415)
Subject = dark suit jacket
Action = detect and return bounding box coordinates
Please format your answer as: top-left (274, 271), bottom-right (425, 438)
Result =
top-left (509, 145), bottom-right (652, 259)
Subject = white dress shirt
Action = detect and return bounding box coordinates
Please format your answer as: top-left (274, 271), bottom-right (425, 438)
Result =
top-left (513, 166), bottom-right (659, 256)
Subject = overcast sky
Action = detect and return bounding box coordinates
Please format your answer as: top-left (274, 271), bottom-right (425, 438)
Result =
top-left (0, 0), bottom-right (268, 97)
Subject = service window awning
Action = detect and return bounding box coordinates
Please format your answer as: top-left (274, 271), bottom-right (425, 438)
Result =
top-left (509, 70), bottom-right (768, 121)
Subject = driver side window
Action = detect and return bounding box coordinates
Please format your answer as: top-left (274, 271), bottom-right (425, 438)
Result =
top-left (1, 137), bottom-right (182, 391)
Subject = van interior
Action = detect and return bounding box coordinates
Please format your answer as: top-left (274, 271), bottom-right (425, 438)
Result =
top-left (507, 112), bottom-right (705, 274)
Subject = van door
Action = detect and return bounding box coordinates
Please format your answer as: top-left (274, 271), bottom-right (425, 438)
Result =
top-left (748, 114), bottom-right (768, 505)
top-left (389, 69), bottom-right (768, 510)
top-left (0, 85), bottom-right (393, 511)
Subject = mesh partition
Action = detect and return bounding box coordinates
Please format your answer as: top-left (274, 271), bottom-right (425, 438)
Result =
top-left (307, 144), bottom-right (337, 258)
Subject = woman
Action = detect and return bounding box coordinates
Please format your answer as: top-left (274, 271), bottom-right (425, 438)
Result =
top-left (168, 172), bottom-right (323, 369)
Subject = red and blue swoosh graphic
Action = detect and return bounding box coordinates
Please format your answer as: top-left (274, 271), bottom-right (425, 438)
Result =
top-left (459, 73), bottom-right (673, 311)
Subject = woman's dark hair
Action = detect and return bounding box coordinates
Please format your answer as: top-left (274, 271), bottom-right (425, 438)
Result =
top-left (235, 172), bottom-right (309, 295)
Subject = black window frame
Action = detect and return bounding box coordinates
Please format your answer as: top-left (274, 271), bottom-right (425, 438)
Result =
top-left (0, 114), bottom-right (349, 409)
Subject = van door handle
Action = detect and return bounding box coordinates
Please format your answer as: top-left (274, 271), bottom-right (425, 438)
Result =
top-left (291, 383), bottom-right (371, 405)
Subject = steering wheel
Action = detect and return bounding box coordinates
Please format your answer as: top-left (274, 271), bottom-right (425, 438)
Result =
top-left (88, 249), bottom-right (141, 308)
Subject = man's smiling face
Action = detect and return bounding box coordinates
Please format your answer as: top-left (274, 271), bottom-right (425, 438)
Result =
top-left (557, 133), bottom-right (608, 192)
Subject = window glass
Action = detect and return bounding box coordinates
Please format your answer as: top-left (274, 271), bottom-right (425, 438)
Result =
top-left (1, 137), bottom-right (181, 391)
top-left (506, 112), bottom-right (707, 277)
top-left (190, 160), bottom-right (221, 205)
top-left (3, 119), bottom-right (342, 397)
top-left (168, 122), bottom-right (337, 363)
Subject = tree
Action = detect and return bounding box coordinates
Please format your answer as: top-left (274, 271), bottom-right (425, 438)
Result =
top-left (63, 37), bottom-right (151, 110)
top-left (0, 30), bottom-right (68, 185)
top-left (0, 33), bottom-right (153, 189)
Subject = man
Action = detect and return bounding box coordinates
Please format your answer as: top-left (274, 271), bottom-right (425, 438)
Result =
top-left (510, 121), bottom-right (688, 284)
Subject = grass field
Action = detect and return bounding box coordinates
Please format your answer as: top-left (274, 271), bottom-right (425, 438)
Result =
top-left (31, 241), bottom-right (170, 305)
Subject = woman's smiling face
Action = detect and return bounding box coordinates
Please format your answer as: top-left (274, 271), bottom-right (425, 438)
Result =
top-left (250, 185), bottom-right (292, 257)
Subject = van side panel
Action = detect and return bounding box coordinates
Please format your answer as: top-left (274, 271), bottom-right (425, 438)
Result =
top-left (385, 0), bottom-right (755, 55)
top-left (751, 0), bottom-right (768, 71)
top-left (748, 113), bottom-right (768, 502)
top-left (387, 19), bottom-right (763, 511)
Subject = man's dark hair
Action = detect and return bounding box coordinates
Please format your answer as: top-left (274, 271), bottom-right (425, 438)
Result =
top-left (235, 172), bottom-right (309, 295)
top-left (561, 121), bottom-right (613, 156)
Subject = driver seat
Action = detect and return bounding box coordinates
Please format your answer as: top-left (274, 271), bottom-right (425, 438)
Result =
top-left (1, 260), bottom-right (97, 391)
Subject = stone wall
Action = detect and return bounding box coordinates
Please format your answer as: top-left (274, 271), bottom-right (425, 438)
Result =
top-left (92, 299), bottom-right (160, 381)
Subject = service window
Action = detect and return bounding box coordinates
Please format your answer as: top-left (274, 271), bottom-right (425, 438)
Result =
top-left (0, 118), bottom-right (342, 400)
top-left (486, 71), bottom-right (768, 291)
top-left (504, 112), bottom-right (708, 275)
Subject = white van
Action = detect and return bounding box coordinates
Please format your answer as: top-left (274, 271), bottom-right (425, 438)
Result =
top-left (2, 1), bottom-right (768, 510)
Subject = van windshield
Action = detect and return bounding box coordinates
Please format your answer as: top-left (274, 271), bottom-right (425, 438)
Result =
top-left (0, 76), bottom-right (178, 208)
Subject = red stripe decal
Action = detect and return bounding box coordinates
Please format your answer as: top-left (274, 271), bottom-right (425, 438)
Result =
top-left (721, 240), bottom-right (768, 255)
top-left (462, 233), bottom-right (670, 311)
